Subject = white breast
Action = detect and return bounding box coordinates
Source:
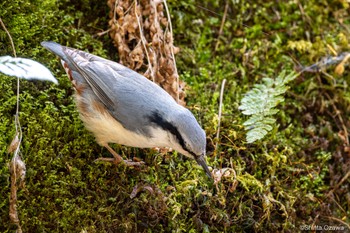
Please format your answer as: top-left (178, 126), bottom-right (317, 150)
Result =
top-left (77, 97), bottom-right (171, 148)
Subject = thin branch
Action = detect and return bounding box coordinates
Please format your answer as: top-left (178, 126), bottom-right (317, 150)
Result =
top-left (0, 18), bottom-right (22, 142)
top-left (324, 92), bottom-right (349, 146)
top-left (323, 216), bottom-right (350, 230)
top-left (215, 79), bottom-right (226, 158)
top-left (96, 29), bottom-right (111, 37)
top-left (1, 18), bottom-right (20, 116)
top-left (300, 52), bottom-right (350, 73)
top-left (215, 1), bottom-right (229, 52)
top-left (134, 0), bottom-right (155, 82)
top-left (0, 18), bottom-right (16, 57)
top-left (333, 170), bottom-right (350, 191)
top-left (163, 0), bottom-right (179, 103)
top-left (1, 17), bottom-right (24, 233)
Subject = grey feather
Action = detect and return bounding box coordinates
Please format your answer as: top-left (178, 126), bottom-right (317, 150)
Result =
top-left (66, 54), bottom-right (115, 109)
top-left (41, 41), bottom-right (211, 178)
top-left (41, 41), bottom-right (183, 135)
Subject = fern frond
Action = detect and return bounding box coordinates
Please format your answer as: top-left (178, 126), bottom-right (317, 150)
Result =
top-left (239, 71), bottom-right (297, 143)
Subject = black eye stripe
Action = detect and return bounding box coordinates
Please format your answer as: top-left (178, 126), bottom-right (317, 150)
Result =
top-left (148, 111), bottom-right (195, 156)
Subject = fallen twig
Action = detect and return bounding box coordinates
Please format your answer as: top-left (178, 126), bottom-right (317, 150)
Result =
top-left (300, 52), bottom-right (350, 73)
top-left (214, 1), bottom-right (229, 52)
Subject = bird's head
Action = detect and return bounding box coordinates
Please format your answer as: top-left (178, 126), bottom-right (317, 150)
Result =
top-left (148, 109), bottom-right (212, 178)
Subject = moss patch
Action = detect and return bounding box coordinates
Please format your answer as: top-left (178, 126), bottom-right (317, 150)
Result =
top-left (1, 0), bottom-right (350, 232)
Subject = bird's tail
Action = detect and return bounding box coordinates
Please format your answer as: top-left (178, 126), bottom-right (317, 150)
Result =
top-left (41, 41), bottom-right (68, 61)
top-left (41, 41), bottom-right (81, 85)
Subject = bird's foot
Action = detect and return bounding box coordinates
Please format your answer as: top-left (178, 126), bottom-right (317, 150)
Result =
top-left (94, 157), bottom-right (145, 167)
top-left (97, 144), bottom-right (145, 166)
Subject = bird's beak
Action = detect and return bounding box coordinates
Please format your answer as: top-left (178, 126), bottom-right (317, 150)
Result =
top-left (195, 155), bottom-right (213, 179)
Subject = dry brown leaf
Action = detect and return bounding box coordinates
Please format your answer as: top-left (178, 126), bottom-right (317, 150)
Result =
top-left (335, 63), bottom-right (345, 75)
top-left (7, 133), bottom-right (20, 154)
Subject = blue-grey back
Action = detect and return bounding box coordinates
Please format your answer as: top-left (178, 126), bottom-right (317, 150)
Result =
top-left (42, 41), bottom-right (184, 135)
top-left (86, 58), bottom-right (183, 134)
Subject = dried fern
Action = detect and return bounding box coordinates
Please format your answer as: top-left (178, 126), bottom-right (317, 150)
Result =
top-left (239, 71), bottom-right (297, 143)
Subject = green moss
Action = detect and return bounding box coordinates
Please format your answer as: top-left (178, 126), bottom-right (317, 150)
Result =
top-left (1, 0), bottom-right (350, 232)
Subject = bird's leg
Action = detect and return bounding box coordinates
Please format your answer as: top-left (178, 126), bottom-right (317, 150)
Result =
top-left (95, 144), bottom-right (145, 166)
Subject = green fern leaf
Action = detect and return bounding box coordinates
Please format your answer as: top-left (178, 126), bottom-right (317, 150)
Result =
top-left (239, 71), bottom-right (297, 143)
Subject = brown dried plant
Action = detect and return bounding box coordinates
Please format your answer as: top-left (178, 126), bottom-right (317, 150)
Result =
top-left (107, 0), bottom-right (186, 105)
top-left (1, 17), bottom-right (25, 233)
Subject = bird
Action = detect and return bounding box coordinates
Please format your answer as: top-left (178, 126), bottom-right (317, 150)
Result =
top-left (41, 41), bottom-right (212, 178)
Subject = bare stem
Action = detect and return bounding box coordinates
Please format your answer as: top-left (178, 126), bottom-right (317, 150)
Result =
top-left (215, 79), bottom-right (226, 158)
top-left (1, 17), bottom-right (23, 233)
top-left (134, 0), bottom-right (155, 82)
top-left (215, 1), bottom-right (229, 52)
top-left (163, 0), bottom-right (179, 103)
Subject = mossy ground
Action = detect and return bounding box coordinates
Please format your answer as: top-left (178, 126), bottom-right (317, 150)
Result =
top-left (1, 0), bottom-right (350, 232)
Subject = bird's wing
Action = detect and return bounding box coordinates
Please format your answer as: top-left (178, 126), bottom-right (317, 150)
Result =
top-left (41, 41), bottom-right (178, 135)
top-left (63, 48), bottom-right (117, 110)
top-left (61, 46), bottom-right (178, 134)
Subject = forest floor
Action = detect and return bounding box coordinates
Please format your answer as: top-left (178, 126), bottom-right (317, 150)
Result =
top-left (1, 0), bottom-right (350, 232)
